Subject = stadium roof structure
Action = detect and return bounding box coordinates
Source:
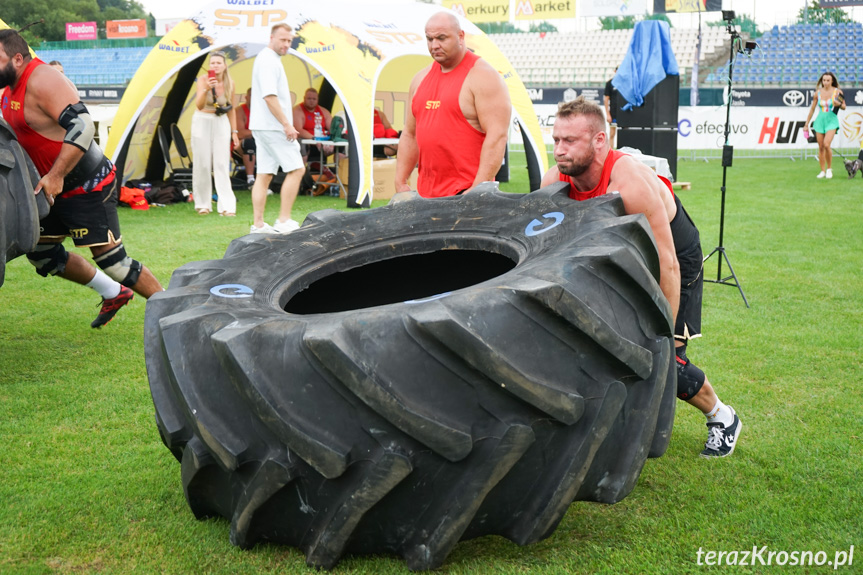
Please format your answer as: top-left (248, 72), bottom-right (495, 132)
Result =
top-left (104, 0), bottom-right (548, 206)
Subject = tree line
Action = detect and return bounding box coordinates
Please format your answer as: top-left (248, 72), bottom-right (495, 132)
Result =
top-left (4, 0), bottom-right (150, 45)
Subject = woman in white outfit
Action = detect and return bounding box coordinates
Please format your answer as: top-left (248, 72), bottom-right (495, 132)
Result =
top-left (191, 51), bottom-right (239, 215)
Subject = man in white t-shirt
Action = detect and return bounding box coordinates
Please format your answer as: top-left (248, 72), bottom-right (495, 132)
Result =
top-left (248, 23), bottom-right (305, 234)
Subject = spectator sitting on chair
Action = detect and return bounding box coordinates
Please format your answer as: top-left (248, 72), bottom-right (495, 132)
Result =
top-left (48, 60), bottom-right (64, 75)
top-left (373, 107), bottom-right (399, 158)
top-left (234, 87), bottom-right (256, 186)
top-left (293, 87), bottom-right (335, 175)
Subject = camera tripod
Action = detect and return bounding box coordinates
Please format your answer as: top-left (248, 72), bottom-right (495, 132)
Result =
top-left (703, 13), bottom-right (750, 308)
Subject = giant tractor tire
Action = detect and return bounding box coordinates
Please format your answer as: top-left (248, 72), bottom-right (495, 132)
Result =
top-left (145, 183), bottom-right (677, 570)
top-left (0, 118), bottom-right (47, 288)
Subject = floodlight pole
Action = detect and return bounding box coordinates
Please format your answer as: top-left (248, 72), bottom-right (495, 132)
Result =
top-left (703, 22), bottom-right (750, 308)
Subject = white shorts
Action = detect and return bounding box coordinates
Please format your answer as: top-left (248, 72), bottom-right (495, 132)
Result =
top-left (252, 130), bottom-right (305, 175)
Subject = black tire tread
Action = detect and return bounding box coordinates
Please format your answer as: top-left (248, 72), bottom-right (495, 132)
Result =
top-left (145, 187), bottom-right (676, 569)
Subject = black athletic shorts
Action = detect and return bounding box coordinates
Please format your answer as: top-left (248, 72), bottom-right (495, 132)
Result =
top-left (39, 176), bottom-right (122, 247)
top-left (670, 195), bottom-right (703, 341)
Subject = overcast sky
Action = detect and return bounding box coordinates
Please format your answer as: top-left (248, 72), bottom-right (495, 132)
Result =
top-left (137, 0), bottom-right (862, 30)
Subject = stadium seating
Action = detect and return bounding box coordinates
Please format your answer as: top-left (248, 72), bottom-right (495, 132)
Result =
top-left (491, 22), bottom-right (862, 88)
top-left (708, 22), bottom-right (863, 87)
top-left (489, 27), bottom-right (728, 87)
top-left (35, 46), bottom-right (152, 87)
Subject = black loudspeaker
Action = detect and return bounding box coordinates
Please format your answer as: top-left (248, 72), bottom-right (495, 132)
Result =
top-left (615, 75), bottom-right (679, 129)
top-left (617, 128), bottom-right (678, 181)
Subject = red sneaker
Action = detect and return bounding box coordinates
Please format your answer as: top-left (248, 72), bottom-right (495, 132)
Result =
top-left (91, 286), bottom-right (134, 328)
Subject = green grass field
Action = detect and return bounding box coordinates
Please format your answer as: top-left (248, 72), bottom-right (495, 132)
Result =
top-left (1, 155), bottom-right (861, 574)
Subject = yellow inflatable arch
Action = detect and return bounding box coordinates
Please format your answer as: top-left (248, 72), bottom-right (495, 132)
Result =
top-left (104, 1), bottom-right (548, 206)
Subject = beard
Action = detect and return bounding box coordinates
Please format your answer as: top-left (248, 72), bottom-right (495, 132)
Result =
top-left (556, 143), bottom-right (595, 178)
top-left (0, 61), bottom-right (16, 90)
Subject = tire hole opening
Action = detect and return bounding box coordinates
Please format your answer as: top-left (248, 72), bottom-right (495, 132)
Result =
top-left (285, 250), bottom-right (517, 314)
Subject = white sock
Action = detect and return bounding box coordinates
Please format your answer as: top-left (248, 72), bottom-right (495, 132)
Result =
top-left (86, 269), bottom-right (121, 299)
top-left (705, 399), bottom-right (734, 427)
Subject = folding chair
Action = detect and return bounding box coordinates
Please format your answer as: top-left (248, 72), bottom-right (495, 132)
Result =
top-left (157, 124), bottom-right (193, 189)
top-left (170, 123), bottom-right (193, 169)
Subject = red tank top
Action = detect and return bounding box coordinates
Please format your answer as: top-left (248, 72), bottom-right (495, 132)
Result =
top-left (241, 103), bottom-right (250, 130)
top-left (413, 51), bottom-right (485, 198)
top-left (300, 105), bottom-right (328, 135)
top-left (559, 149), bottom-right (673, 200)
top-left (1, 58), bottom-right (63, 177)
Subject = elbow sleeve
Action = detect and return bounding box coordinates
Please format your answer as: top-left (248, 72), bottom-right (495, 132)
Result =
top-left (58, 102), bottom-right (96, 152)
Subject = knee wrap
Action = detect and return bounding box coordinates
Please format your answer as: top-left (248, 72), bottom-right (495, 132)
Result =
top-left (94, 244), bottom-right (142, 287)
top-left (27, 243), bottom-right (69, 277)
top-left (676, 347), bottom-right (705, 400)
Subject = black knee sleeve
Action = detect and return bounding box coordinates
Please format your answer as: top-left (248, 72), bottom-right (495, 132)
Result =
top-left (676, 346), bottom-right (705, 400)
top-left (93, 244), bottom-right (142, 287)
top-left (27, 243), bottom-right (69, 277)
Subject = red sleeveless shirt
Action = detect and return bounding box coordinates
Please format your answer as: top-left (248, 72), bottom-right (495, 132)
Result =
top-left (300, 105), bottom-right (328, 136)
top-left (559, 149), bottom-right (673, 200)
top-left (1, 58), bottom-right (64, 178)
top-left (413, 51), bottom-right (485, 198)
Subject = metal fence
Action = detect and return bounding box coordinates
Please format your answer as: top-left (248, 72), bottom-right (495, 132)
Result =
top-left (514, 66), bottom-right (862, 89)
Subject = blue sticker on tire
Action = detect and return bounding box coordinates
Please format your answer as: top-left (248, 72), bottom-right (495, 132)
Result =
top-left (210, 284), bottom-right (254, 298)
top-left (525, 212), bottom-right (564, 236)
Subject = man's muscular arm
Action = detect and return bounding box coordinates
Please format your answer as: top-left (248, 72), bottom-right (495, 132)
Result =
top-left (468, 63), bottom-right (511, 188)
top-left (611, 159), bottom-right (681, 322)
top-left (25, 66), bottom-right (87, 201)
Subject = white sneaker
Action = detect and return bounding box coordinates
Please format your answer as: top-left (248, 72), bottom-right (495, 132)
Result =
top-left (250, 223), bottom-right (279, 234)
top-left (273, 218), bottom-right (300, 234)
top-left (816, 171), bottom-right (826, 178)
top-left (826, 169), bottom-right (833, 179)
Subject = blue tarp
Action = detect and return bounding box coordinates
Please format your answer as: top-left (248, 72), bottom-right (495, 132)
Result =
top-left (612, 20), bottom-right (679, 111)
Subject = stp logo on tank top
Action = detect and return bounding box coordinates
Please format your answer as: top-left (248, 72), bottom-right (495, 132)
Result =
top-left (425, 100), bottom-right (441, 110)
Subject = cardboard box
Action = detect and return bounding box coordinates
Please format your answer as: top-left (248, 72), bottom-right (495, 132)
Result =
top-left (372, 158), bottom-right (416, 201)
top-left (335, 157), bottom-right (349, 199)
top-left (338, 157), bottom-right (350, 186)
top-left (335, 158), bottom-right (417, 201)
